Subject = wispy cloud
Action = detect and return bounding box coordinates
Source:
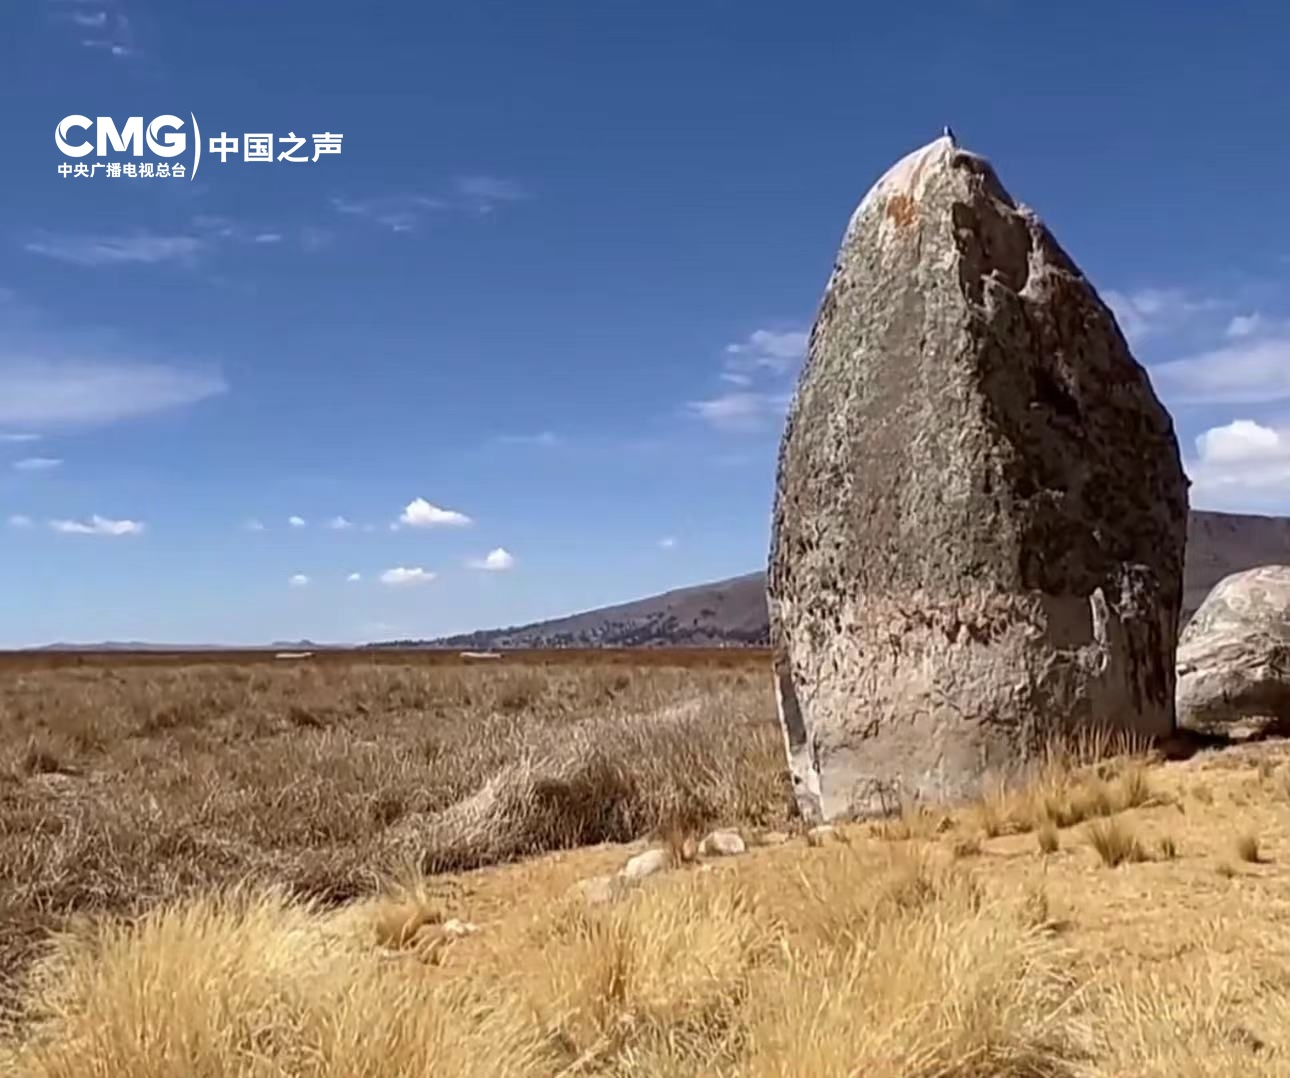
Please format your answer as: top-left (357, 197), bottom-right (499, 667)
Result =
top-left (26, 233), bottom-right (204, 267)
top-left (12, 457), bottom-right (61, 472)
top-left (253, 233), bottom-right (283, 245)
top-left (288, 573), bottom-right (310, 588)
top-left (0, 432), bottom-right (41, 444)
top-left (288, 515), bottom-right (307, 529)
top-left (1150, 335), bottom-right (1290, 406)
top-left (346, 572), bottom-right (362, 583)
top-left (659, 536), bottom-right (677, 550)
top-left (329, 194), bottom-right (448, 233)
top-left (7, 514), bottom-right (33, 529)
top-left (689, 326), bottom-right (805, 433)
top-left (1102, 288), bottom-right (1222, 346)
top-left (455, 176), bottom-right (528, 213)
top-left (496, 431), bottom-right (561, 448)
top-left (50, 514), bottom-right (144, 536)
top-left (397, 497), bottom-right (472, 528)
top-left (467, 547), bottom-right (515, 571)
top-left (330, 177), bottom-right (526, 233)
top-left (687, 389), bottom-right (791, 432)
top-left (327, 515), bottom-right (355, 531)
top-left (243, 519), bottom-right (266, 532)
top-left (48, 2), bottom-right (136, 58)
top-left (380, 566), bottom-right (436, 586)
top-left (723, 329), bottom-right (808, 378)
top-left (0, 358), bottom-right (225, 428)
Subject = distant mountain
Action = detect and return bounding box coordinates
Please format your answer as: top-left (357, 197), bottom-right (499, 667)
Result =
top-left (416, 510), bottom-right (1290, 649)
top-left (26, 640), bottom-right (336, 653)
top-left (421, 572), bottom-right (769, 650)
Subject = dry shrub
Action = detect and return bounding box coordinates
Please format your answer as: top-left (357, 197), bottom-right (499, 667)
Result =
top-left (1086, 818), bottom-right (1147, 868)
top-left (1083, 919), bottom-right (1290, 1076)
top-left (742, 848), bottom-right (1082, 1076)
top-left (403, 701), bottom-right (788, 875)
top-left (0, 659), bottom-right (791, 1007)
top-left (972, 732), bottom-right (1154, 840)
top-left (529, 875), bottom-right (775, 1073)
top-left (0, 887), bottom-right (547, 1077)
top-left (0, 852), bottom-right (1087, 1078)
top-left (1037, 820), bottom-right (1060, 855)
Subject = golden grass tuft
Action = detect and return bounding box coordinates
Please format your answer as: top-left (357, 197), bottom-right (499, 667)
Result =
top-left (1037, 819), bottom-right (1060, 855)
top-left (1235, 833), bottom-right (1264, 864)
top-left (1086, 817), bottom-right (1147, 868)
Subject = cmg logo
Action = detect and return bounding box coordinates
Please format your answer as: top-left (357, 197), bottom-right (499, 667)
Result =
top-left (55, 115), bottom-right (193, 158)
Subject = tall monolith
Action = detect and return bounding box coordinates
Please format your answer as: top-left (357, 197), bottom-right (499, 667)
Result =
top-left (768, 135), bottom-right (1189, 822)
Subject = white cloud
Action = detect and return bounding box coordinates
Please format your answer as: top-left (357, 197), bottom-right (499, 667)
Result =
top-left (380, 566), bottom-right (436, 586)
top-left (243, 518), bottom-right (266, 532)
top-left (398, 497), bottom-right (472, 528)
top-left (288, 515), bottom-right (307, 528)
top-left (687, 390), bottom-right (791, 432)
top-left (346, 572), bottom-right (362, 583)
top-left (253, 233), bottom-right (283, 244)
top-left (659, 536), bottom-right (677, 549)
top-left (1187, 419), bottom-right (1290, 507)
top-left (70, 11), bottom-right (108, 28)
top-left (0, 358), bottom-right (226, 428)
top-left (7, 514), bottom-right (32, 529)
top-left (25, 233), bottom-right (205, 267)
top-left (50, 514), bottom-right (144, 536)
top-left (467, 547), bottom-right (515, 571)
top-left (327, 515), bottom-right (354, 531)
top-left (12, 456), bottom-right (61, 471)
top-left (288, 573), bottom-right (310, 588)
top-left (0, 432), bottom-right (40, 443)
top-left (1195, 419), bottom-right (1283, 464)
top-left (1150, 335), bottom-right (1290, 405)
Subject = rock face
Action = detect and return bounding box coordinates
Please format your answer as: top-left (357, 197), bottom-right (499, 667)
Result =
top-left (768, 135), bottom-right (1189, 822)
top-left (1176, 566), bottom-right (1290, 738)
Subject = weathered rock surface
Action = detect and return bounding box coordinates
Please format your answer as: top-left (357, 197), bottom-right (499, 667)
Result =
top-left (620, 847), bottom-right (671, 881)
top-left (699, 829), bottom-right (747, 857)
top-left (768, 135), bottom-right (1189, 822)
top-left (1176, 566), bottom-right (1290, 738)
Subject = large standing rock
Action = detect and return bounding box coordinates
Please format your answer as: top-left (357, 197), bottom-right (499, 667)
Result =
top-left (1176, 566), bottom-right (1290, 738)
top-left (768, 135), bottom-right (1189, 822)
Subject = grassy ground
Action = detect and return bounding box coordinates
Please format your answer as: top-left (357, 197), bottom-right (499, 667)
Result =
top-left (4, 654), bottom-right (1290, 1074)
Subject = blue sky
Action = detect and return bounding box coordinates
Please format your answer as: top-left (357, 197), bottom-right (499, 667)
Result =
top-left (1, 2), bottom-right (1289, 645)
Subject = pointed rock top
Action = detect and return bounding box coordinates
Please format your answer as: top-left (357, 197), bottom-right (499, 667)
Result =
top-left (844, 135), bottom-right (1003, 246)
top-left (850, 136), bottom-right (957, 226)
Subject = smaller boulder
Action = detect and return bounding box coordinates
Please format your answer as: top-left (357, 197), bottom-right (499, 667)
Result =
top-left (807, 825), bottom-right (843, 848)
top-left (751, 830), bottom-right (790, 848)
top-left (699, 830), bottom-right (747, 857)
top-left (568, 875), bottom-right (619, 905)
top-left (1177, 566), bottom-right (1290, 739)
top-left (620, 847), bottom-right (671, 881)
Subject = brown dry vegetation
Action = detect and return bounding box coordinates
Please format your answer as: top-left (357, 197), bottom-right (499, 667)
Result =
top-left (5, 654), bottom-right (1290, 1074)
top-left (0, 655), bottom-right (786, 1015)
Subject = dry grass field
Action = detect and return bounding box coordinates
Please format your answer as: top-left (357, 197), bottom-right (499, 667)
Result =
top-left (4, 651), bottom-right (1290, 1075)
